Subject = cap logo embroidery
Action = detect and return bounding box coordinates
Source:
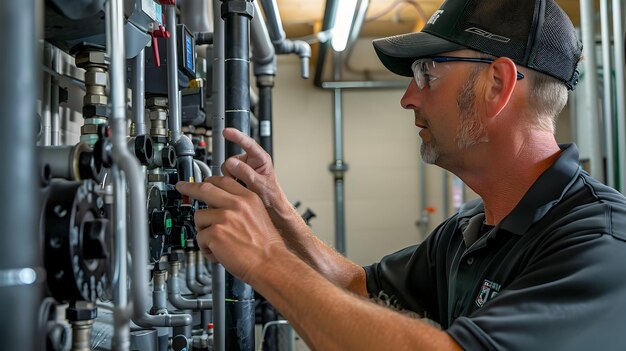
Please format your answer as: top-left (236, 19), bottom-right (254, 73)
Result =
top-left (475, 279), bottom-right (501, 308)
top-left (427, 10), bottom-right (444, 25)
top-left (465, 27), bottom-right (511, 43)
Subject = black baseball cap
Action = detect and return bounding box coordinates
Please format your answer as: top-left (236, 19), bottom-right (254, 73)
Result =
top-left (373, 0), bottom-right (582, 90)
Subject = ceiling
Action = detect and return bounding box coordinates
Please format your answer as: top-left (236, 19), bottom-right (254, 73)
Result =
top-left (270, 0), bottom-right (589, 81)
top-left (276, 0), bottom-right (586, 40)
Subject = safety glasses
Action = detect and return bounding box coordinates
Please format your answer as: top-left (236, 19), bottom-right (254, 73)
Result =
top-left (411, 56), bottom-right (525, 90)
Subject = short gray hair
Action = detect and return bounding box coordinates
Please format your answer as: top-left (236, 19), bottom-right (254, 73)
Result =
top-left (525, 70), bottom-right (569, 133)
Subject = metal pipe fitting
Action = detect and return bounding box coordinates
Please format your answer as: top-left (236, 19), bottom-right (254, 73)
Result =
top-left (168, 261), bottom-right (213, 310)
top-left (185, 249), bottom-right (212, 295)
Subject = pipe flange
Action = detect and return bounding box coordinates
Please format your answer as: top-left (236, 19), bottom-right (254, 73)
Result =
top-left (44, 180), bottom-right (109, 303)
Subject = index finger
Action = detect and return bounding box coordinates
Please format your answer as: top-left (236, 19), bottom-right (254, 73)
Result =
top-left (223, 128), bottom-right (266, 160)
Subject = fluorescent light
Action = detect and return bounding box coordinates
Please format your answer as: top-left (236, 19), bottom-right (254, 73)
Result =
top-left (331, 0), bottom-right (359, 52)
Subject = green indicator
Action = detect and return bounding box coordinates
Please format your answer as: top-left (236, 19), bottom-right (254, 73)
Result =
top-left (180, 227), bottom-right (186, 247)
top-left (224, 298), bottom-right (239, 302)
top-left (165, 218), bottom-right (172, 229)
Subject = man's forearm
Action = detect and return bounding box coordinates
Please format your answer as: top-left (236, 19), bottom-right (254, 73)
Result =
top-left (251, 248), bottom-right (461, 351)
top-left (268, 192), bottom-right (367, 296)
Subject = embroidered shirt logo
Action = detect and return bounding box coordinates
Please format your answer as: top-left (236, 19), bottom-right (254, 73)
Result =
top-left (427, 10), bottom-right (444, 25)
top-left (465, 27), bottom-right (511, 43)
top-left (475, 279), bottom-right (501, 308)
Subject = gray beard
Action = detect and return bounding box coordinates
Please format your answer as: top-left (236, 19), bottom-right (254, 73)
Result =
top-left (420, 141), bottom-right (439, 164)
top-left (419, 66), bottom-right (488, 165)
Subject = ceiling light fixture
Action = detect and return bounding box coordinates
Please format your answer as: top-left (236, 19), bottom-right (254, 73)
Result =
top-left (331, 0), bottom-right (360, 52)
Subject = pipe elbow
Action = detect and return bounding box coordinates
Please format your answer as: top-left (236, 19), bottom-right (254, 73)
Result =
top-left (293, 40), bottom-right (311, 59)
top-left (173, 135), bottom-right (195, 157)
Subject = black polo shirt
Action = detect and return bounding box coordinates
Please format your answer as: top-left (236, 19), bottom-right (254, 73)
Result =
top-left (364, 144), bottom-right (626, 350)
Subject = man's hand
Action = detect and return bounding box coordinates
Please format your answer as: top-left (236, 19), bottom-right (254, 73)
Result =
top-left (176, 177), bottom-right (287, 284)
top-left (221, 128), bottom-right (282, 210)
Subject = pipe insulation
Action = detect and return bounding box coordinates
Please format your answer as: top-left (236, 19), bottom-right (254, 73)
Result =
top-left (221, 0), bottom-right (255, 349)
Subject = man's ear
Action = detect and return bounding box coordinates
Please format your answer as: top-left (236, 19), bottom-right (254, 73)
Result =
top-left (482, 57), bottom-right (518, 118)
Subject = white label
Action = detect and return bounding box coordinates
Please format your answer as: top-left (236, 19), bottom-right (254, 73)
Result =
top-left (260, 121), bottom-right (271, 137)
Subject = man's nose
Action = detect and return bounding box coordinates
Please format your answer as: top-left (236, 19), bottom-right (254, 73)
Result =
top-left (400, 79), bottom-right (421, 110)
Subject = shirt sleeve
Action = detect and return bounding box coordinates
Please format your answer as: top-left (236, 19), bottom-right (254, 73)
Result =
top-left (364, 222), bottom-right (447, 320)
top-left (446, 233), bottom-right (626, 351)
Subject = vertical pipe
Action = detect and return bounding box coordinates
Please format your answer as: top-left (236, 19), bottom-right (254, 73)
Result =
top-left (314, 0), bottom-right (339, 86)
top-left (579, 0), bottom-right (603, 180)
top-left (417, 162), bottom-right (428, 239)
top-left (111, 166), bottom-right (130, 351)
top-left (331, 51), bottom-right (347, 255)
top-left (166, 4), bottom-right (182, 142)
top-left (221, 1), bottom-right (255, 349)
top-left (42, 43), bottom-right (52, 146)
top-left (132, 49), bottom-right (147, 135)
top-left (106, 0), bottom-right (130, 349)
top-left (613, 0), bottom-right (626, 193)
top-left (0, 1), bottom-right (43, 350)
top-left (441, 170), bottom-right (449, 218)
top-left (257, 78), bottom-right (274, 158)
top-left (108, 0), bottom-right (192, 330)
top-left (211, 1), bottom-right (226, 350)
top-left (51, 47), bottom-right (61, 146)
top-left (600, 0), bottom-right (615, 188)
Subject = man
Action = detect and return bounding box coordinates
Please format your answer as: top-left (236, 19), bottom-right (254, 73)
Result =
top-left (177, 0), bottom-right (626, 349)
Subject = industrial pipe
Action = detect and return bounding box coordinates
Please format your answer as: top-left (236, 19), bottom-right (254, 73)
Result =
top-left (221, 0), bottom-right (255, 349)
top-left (131, 49), bottom-right (146, 135)
top-left (329, 51), bottom-right (348, 255)
top-left (194, 159), bottom-right (212, 180)
top-left (251, 0), bottom-right (276, 76)
top-left (185, 249), bottom-right (212, 295)
top-left (166, 3), bottom-right (183, 142)
top-left (259, 0), bottom-right (310, 78)
top-left (0, 1), bottom-right (44, 350)
top-left (39, 143), bottom-right (101, 181)
top-left (51, 46), bottom-right (61, 146)
top-left (313, 0), bottom-right (339, 86)
top-left (181, 0), bottom-right (212, 33)
top-left (42, 43), bottom-right (53, 146)
top-left (256, 76), bottom-right (274, 158)
top-left (168, 261), bottom-right (213, 310)
top-left (612, 0), bottom-right (626, 193)
top-left (106, 0), bottom-right (192, 332)
top-left (211, 0), bottom-right (227, 348)
top-left (579, 0), bottom-right (602, 180)
top-left (600, 0), bottom-right (615, 188)
top-left (195, 250), bottom-right (213, 286)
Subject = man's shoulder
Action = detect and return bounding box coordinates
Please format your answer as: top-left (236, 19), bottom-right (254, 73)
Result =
top-left (549, 172), bottom-right (626, 241)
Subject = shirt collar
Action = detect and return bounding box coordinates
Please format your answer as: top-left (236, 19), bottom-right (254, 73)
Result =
top-left (456, 144), bottom-right (581, 236)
